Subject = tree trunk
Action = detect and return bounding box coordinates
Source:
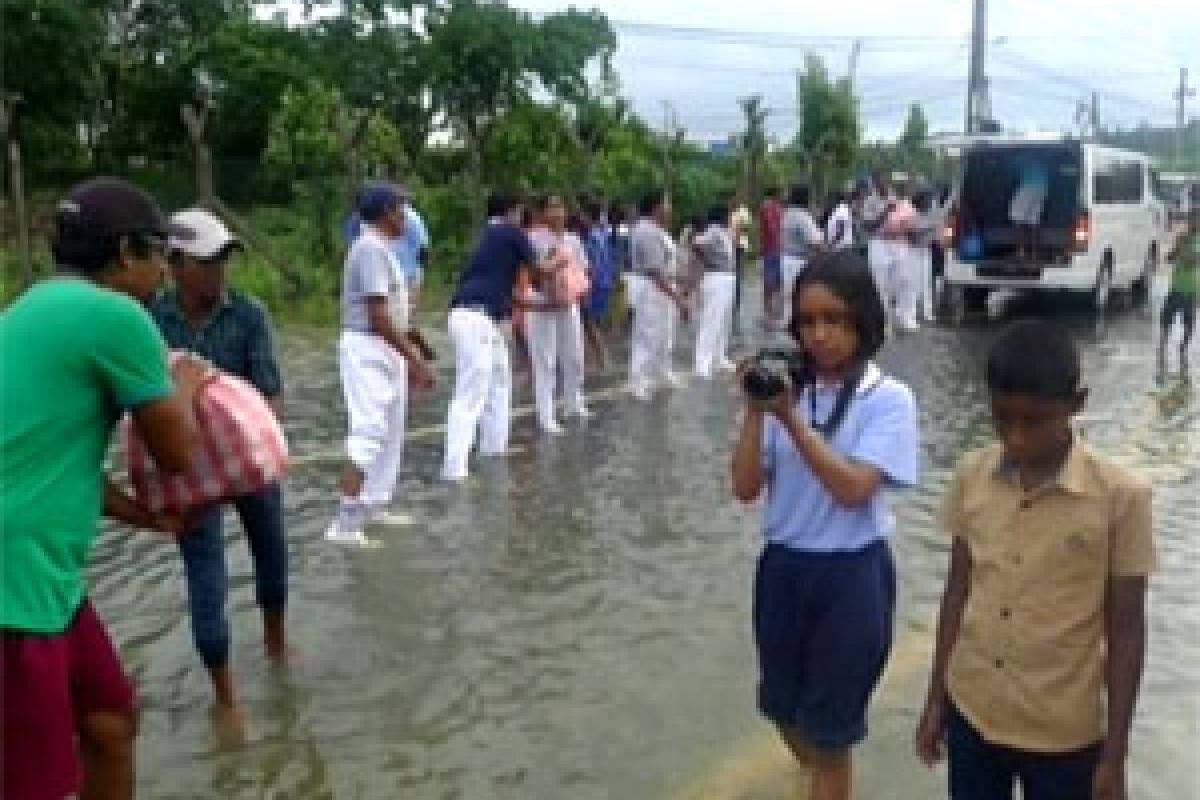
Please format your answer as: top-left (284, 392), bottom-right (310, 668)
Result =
top-left (181, 102), bottom-right (217, 208)
top-left (2, 97), bottom-right (32, 287)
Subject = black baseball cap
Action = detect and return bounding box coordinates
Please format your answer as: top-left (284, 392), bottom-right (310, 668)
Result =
top-left (55, 177), bottom-right (193, 242)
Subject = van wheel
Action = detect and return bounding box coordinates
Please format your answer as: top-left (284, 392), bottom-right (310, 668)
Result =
top-left (1092, 259), bottom-right (1113, 314)
top-left (1131, 245), bottom-right (1156, 308)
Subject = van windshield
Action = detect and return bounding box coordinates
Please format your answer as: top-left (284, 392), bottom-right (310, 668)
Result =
top-left (958, 144), bottom-right (1081, 261)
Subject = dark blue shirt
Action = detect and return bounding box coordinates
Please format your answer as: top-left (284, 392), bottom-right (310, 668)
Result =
top-left (450, 221), bottom-right (535, 320)
top-left (585, 224), bottom-right (616, 290)
top-left (149, 290), bottom-right (283, 397)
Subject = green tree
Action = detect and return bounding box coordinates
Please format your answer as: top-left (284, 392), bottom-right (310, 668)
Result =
top-left (739, 94), bottom-right (769, 203)
top-left (794, 54), bottom-right (860, 204)
top-left (897, 103), bottom-right (933, 179)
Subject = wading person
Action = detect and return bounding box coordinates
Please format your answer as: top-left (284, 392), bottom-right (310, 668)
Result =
top-left (150, 208), bottom-right (289, 735)
top-left (627, 189), bottom-right (689, 400)
top-left (526, 194), bottom-right (591, 433)
top-left (916, 320), bottom-right (1153, 800)
top-left (1158, 209), bottom-right (1198, 380)
top-left (732, 250), bottom-right (919, 800)
top-left (692, 203), bottom-right (738, 379)
top-left (326, 183), bottom-right (435, 546)
top-left (759, 186), bottom-right (784, 328)
top-left (2, 177), bottom-right (208, 800)
top-left (441, 193), bottom-right (560, 481)
top-left (581, 200), bottom-right (614, 371)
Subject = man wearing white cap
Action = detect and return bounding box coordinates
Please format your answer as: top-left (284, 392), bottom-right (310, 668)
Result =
top-left (150, 208), bottom-right (289, 736)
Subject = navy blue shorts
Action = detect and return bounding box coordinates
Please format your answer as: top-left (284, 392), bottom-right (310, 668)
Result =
top-left (753, 540), bottom-right (895, 751)
top-left (763, 254), bottom-right (782, 291)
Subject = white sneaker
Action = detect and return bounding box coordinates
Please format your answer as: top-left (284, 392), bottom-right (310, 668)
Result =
top-left (626, 382), bottom-right (652, 401)
top-left (694, 370), bottom-right (712, 380)
top-left (540, 420), bottom-right (566, 435)
top-left (717, 359), bottom-right (737, 372)
top-left (663, 371), bottom-right (685, 389)
top-left (568, 406), bottom-right (595, 420)
top-left (324, 520), bottom-right (379, 548)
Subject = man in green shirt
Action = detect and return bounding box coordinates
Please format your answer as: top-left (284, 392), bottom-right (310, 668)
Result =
top-left (1159, 208), bottom-right (1199, 379)
top-left (1, 178), bottom-right (209, 800)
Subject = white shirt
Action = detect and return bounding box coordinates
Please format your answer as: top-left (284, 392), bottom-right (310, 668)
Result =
top-left (826, 203), bottom-right (855, 250)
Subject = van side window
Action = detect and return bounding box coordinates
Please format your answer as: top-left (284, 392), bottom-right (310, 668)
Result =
top-left (1095, 160), bottom-right (1143, 205)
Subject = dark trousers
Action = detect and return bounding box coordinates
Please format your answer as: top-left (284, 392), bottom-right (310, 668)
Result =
top-left (179, 483), bottom-right (288, 670)
top-left (947, 704), bottom-right (1102, 800)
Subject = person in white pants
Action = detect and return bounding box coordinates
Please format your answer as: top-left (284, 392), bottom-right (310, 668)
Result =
top-left (780, 183), bottom-right (825, 314)
top-left (326, 183), bottom-right (435, 546)
top-left (862, 173), bottom-right (896, 314)
top-left (825, 191), bottom-right (855, 251)
top-left (628, 190), bottom-right (688, 400)
top-left (441, 192), bottom-right (558, 481)
top-left (908, 188), bottom-right (943, 324)
top-left (691, 204), bottom-right (738, 378)
top-left (526, 194), bottom-right (590, 434)
top-left (885, 188), bottom-right (922, 332)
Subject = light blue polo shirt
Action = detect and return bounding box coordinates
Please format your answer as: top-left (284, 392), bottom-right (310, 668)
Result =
top-left (393, 207), bottom-right (430, 284)
top-left (761, 363), bottom-right (919, 553)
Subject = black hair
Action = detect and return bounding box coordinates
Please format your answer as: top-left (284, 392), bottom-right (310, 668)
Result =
top-left (791, 249), bottom-right (887, 361)
top-left (486, 191), bottom-right (519, 219)
top-left (764, 186), bottom-right (780, 198)
top-left (787, 183), bottom-right (811, 208)
top-left (585, 199), bottom-right (605, 220)
top-left (986, 320), bottom-right (1081, 400)
top-left (706, 203), bottom-right (729, 226)
top-left (535, 193), bottom-right (565, 213)
top-left (639, 188), bottom-right (667, 217)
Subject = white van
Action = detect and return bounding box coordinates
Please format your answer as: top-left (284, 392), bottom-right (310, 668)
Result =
top-left (943, 136), bottom-right (1167, 315)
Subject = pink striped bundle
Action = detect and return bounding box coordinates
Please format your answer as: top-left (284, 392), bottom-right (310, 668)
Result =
top-left (124, 354), bottom-right (288, 514)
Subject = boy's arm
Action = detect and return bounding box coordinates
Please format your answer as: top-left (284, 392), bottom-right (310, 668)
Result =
top-left (916, 537), bottom-right (972, 767)
top-left (1098, 575), bottom-right (1147, 768)
top-left (102, 480), bottom-right (186, 537)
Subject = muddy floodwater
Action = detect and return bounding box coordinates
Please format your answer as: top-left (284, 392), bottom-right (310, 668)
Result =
top-left (92, 278), bottom-right (1197, 799)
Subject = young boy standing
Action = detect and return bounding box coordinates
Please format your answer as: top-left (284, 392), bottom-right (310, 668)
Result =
top-left (1158, 208), bottom-right (1198, 379)
top-left (917, 320), bottom-right (1154, 800)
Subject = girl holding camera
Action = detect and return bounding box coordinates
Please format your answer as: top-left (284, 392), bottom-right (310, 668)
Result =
top-left (731, 250), bottom-right (920, 800)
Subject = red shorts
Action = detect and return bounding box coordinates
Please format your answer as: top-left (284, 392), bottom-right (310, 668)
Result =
top-left (2, 601), bottom-right (136, 800)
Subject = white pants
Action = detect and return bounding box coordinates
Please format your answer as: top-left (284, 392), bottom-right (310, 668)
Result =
top-left (339, 331), bottom-right (407, 508)
top-left (916, 246), bottom-right (935, 321)
top-left (694, 272), bottom-right (736, 376)
top-left (527, 299), bottom-right (586, 427)
top-left (442, 308), bottom-right (512, 480)
top-left (870, 238), bottom-right (907, 325)
top-left (894, 243), bottom-right (924, 330)
top-left (781, 255), bottom-right (807, 306)
top-left (629, 281), bottom-right (676, 391)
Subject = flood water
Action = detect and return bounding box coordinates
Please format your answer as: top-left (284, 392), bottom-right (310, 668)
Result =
top-left (91, 277), bottom-right (1198, 799)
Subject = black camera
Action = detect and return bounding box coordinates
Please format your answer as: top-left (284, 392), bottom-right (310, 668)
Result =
top-left (741, 349), bottom-right (813, 401)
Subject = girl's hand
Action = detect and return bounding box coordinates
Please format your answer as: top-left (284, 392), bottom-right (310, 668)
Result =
top-left (766, 385), bottom-right (795, 422)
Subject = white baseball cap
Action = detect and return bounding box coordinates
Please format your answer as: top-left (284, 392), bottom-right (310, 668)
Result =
top-left (168, 208), bottom-right (239, 259)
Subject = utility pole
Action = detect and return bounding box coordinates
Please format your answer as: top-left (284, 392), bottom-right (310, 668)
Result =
top-left (1174, 68), bottom-right (1195, 168)
top-left (847, 39), bottom-right (864, 95)
top-left (965, 0), bottom-right (990, 135)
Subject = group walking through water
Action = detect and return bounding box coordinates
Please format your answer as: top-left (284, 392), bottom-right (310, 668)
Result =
top-left (4, 170), bottom-right (1194, 800)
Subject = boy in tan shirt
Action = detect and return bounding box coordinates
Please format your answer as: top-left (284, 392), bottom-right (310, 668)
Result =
top-left (916, 320), bottom-right (1154, 800)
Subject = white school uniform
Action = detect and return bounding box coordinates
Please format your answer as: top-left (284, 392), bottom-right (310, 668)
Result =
top-left (527, 228), bottom-right (587, 428)
top-left (692, 225), bottom-right (737, 377)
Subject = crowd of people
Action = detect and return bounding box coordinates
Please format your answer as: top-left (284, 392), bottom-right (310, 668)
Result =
top-left (3, 171), bottom-right (1196, 800)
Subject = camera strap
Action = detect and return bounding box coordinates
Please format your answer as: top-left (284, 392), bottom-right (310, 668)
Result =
top-left (807, 361), bottom-right (876, 440)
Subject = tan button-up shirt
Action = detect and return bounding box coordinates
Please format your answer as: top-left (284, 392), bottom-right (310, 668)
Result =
top-left (943, 441), bottom-right (1155, 752)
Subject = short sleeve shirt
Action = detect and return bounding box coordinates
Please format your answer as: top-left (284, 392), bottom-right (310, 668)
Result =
top-left (1169, 231), bottom-right (1198, 298)
top-left (1, 278), bottom-right (172, 633)
top-left (631, 218), bottom-right (671, 278)
top-left (393, 207), bottom-right (431, 283)
top-left (759, 200), bottom-right (782, 256)
top-left (826, 203), bottom-right (855, 250)
top-left (761, 364), bottom-right (919, 552)
top-left (781, 207), bottom-right (822, 259)
top-left (693, 226), bottom-right (735, 273)
top-left (150, 290), bottom-right (282, 397)
top-left (450, 220), bottom-right (535, 321)
top-left (342, 227), bottom-right (406, 333)
top-left (943, 441), bottom-right (1155, 752)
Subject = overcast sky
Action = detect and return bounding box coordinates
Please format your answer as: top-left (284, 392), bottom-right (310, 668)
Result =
top-left (511, 0), bottom-right (1199, 142)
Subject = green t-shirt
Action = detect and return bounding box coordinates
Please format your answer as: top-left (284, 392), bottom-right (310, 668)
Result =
top-left (1170, 231), bottom-right (1199, 298)
top-left (1, 277), bottom-right (171, 634)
